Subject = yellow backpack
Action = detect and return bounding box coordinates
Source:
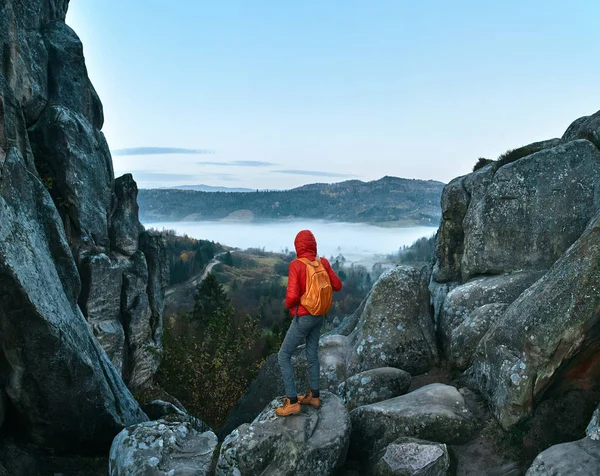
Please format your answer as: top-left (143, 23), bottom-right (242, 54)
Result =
top-left (297, 258), bottom-right (333, 316)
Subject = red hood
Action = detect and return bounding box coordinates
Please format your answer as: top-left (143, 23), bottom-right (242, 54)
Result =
top-left (294, 230), bottom-right (317, 259)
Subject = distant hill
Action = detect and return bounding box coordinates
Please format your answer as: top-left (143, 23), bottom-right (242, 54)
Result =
top-left (164, 184), bottom-right (257, 193)
top-left (138, 176), bottom-right (444, 225)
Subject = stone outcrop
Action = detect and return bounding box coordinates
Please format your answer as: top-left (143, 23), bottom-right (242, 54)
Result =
top-left (0, 147), bottom-right (147, 450)
top-left (460, 140), bottom-right (600, 280)
top-left (466, 211), bottom-right (600, 429)
top-left (111, 174), bottom-right (141, 256)
top-left (109, 420), bottom-right (218, 476)
top-left (338, 367), bottom-right (411, 410)
top-left (0, 0), bottom-right (168, 452)
top-left (371, 437), bottom-right (450, 476)
top-left (347, 266), bottom-right (438, 376)
top-left (217, 392), bottom-right (350, 476)
top-left (427, 118), bottom-right (600, 447)
top-left (349, 384), bottom-right (476, 459)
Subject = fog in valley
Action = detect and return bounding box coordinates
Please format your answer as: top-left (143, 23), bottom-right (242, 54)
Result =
top-left (145, 220), bottom-right (435, 268)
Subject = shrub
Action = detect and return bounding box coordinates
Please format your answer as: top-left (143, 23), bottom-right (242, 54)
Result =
top-left (473, 157), bottom-right (493, 172)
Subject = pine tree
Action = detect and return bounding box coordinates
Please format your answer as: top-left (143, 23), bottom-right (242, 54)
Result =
top-left (192, 273), bottom-right (229, 323)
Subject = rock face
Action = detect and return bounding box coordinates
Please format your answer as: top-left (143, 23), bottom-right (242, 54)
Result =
top-left (427, 122), bottom-right (600, 447)
top-left (217, 392), bottom-right (350, 476)
top-left (109, 420), bottom-right (218, 476)
top-left (433, 271), bottom-right (544, 369)
top-left (372, 437), bottom-right (450, 476)
top-left (79, 253), bottom-right (126, 373)
top-left (467, 211), bottom-right (600, 429)
top-left (0, 147), bottom-right (147, 450)
top-left (460, 140), bottom-right (600, 279)
top-left (338, 367), bottom-right (411, 411)
top-left (0, 0), bottom-right (168, 451)
top-left (111, 174), bottom-right (141, 256)
top-left (526, 437), bottom-right (600, 475)
top-left (347, 266), bottom-right (438, 376)
top-left (350, 384), bottom-right (476, 459)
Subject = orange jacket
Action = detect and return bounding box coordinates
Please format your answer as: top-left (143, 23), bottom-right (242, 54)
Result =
top-left (285, 230), bottom-right (342, 316)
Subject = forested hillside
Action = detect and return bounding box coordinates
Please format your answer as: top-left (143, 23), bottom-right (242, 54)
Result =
top-left (138, 176), bottom-right (444, 225)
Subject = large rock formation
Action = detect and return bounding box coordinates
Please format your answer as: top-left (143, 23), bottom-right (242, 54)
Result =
top-left (428, 120), bottom-right (600, 432)
top-left (0, 0), bottom-right (167, 452)
top-left (466, 211), bottom-right (600, 429)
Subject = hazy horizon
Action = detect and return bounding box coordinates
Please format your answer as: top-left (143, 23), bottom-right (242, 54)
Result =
top-left (67, 1), bottom-right (600, 190)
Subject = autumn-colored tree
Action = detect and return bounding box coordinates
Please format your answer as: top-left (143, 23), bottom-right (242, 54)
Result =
top-left (158, 276), bottom-right (263, 427)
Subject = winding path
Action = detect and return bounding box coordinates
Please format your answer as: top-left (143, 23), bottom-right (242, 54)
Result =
top-left (165, 250), bottom-right (231, 298)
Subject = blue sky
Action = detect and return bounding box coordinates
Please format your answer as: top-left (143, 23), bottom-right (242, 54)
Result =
top-left (67, 1), bottom-right (600, 189)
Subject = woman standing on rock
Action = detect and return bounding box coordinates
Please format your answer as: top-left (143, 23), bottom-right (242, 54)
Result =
top-left (276, 230), bottom-right (343, 416)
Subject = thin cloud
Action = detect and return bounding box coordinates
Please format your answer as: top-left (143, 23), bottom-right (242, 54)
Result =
top-left (274, 169), bottom-right (357, 178)
top-left (197, 160), bottom-right (276, 167)
top-left (125, 171), bottom-right (198, 182)
top-left (112, 147), bottom-right (214, 156)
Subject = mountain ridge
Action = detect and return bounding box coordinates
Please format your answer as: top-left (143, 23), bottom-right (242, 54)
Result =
top-left (138, 176), bottom-right (445, 225)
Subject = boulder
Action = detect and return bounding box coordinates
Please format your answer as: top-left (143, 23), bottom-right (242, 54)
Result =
top-left (461, 140), bottom-right (600, 280)
top-left (78, 252), bottom-right (125, 373)
top-left (28, 104), bottom-right (114, 249)
top-left (216, 392), bottom-right (350, 476)
top-left (111, 174), bottom-right (141, 256)
top-left (433, 271), bottom-right (543, 368)
top-left (526, 437), bottom-right (600, 475)
top-left (220, 334), bottom-right (349, 438)
top-left (350, 384), bottom-right (476, 458)
top-left (109, 420), bottom-right (218, 476)
top-left (372, 437), bottom-right (450, 476)
top-left (562, 109), bottom-right (600, 150)
top-left (338, 367), bottom-right (411, 410)
top-left (0, 148), bottom-right (146, 450)
top-left (467, 211), bottom-right (600, 429)
top-left (347, 266), bottom-right (438, 376)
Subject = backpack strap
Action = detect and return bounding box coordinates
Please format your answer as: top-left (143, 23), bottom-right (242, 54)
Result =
top-left (296, 257), bottom-right (320, 267)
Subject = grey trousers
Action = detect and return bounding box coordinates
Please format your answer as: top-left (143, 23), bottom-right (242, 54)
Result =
top-left (277, 314), bottom-right (322, 398)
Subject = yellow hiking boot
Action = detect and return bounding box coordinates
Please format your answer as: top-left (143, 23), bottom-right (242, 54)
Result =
top-left (297, 390), bottom-right (321, 408)
top-left (275, 397), bottom-right (301, 416)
